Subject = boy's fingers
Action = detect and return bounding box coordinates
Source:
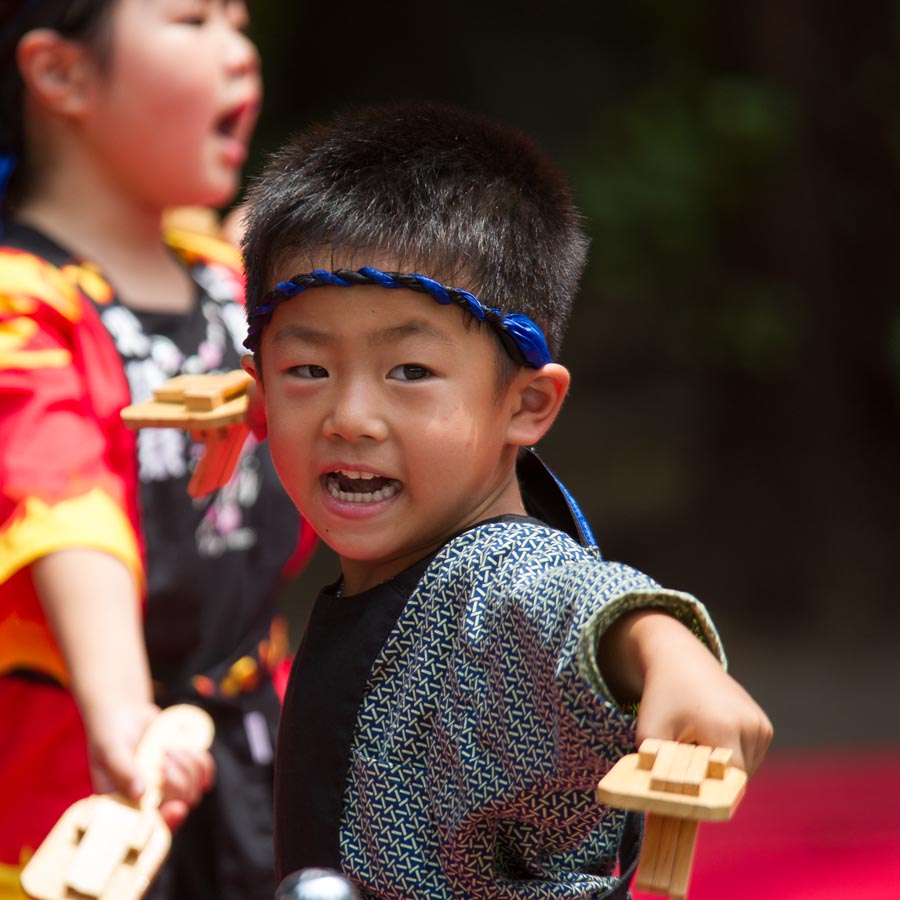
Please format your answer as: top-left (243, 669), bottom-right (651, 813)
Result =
top-left (635, 709), bottom-right (773, 779)
top-left (741, 712), bottom-right (774, 777)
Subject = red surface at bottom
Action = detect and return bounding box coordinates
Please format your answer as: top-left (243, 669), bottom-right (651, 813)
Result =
top-left (634, 747), bottom-right (900, 900)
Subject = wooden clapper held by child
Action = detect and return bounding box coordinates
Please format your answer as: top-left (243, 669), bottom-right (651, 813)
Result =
top-left (120, 371), bottom-right (253, 498)
top-left (20, 705), bottom-right (214, 900)
top-left (596, 739), bottom-right (748, 900)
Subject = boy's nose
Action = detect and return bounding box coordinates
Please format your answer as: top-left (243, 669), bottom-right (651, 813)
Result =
top-left (322, 386), bottom-right (388, 443)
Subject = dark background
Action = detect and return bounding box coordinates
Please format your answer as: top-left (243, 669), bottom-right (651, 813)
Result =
top-left (247, 1), bottom-right (900, 750)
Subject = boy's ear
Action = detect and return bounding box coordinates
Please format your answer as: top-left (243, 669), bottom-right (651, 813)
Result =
top-left (241, 354), bottom-right (268, 440)
top-left (241, 353), bottom-right (261, 388)
top-left (505, 363), bottom-right (570, 447)
top-left (17, 29), bottom-right (96, 117)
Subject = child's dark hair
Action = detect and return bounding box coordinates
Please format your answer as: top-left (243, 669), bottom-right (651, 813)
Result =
top-left (0, 0), bottom-right (117, 214)
top-left (241, 102), bottom-right (589, 359)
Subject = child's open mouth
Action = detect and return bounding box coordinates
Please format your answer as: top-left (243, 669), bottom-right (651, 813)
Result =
top-left (213, 100), bottom-right (258, 164)
top-left (216, 107), bottom-right (244, 140)
top-left (216, 98), bottom-right (256, 140)
top-left (324, 470), bottom-right (402, 504)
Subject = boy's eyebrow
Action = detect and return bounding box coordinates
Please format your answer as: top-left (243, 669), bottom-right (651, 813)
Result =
top-left (269, 323), bottom-right (330, 346)
top-left (370, 320), bottom-right (453, 346)
top-left (268, 319), bottom-right (453, 347)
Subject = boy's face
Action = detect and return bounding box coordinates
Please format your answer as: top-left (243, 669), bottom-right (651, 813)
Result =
top-left (78, 0), bottom-right (260, 210)
top-left (250, 277), bottom-right (533, 594)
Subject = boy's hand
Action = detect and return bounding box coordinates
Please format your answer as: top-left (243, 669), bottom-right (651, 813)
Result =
top-left (635, 622), bottom-right (772, 776)
top-left (599, 610), bottom-right (773, 776)
top-left (84, 702), bottom-right (216, 830)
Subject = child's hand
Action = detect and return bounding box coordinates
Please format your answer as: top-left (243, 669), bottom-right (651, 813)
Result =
top-left (156, 744), bottom-right (216, 830)
top-left (84, 699), bottom-right (159, 797)
top-left (634, 616), bottom-right (772, 776)
top-left (84, 702), bottom-right (215, 829)
top-left (599, 610), bottom-right (773, 776)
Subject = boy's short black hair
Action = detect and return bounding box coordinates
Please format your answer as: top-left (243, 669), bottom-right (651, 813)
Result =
top-left (241, 102), bottom-right (589, 358)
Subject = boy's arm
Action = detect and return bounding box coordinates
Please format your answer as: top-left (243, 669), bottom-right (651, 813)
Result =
top-left (597, 609), bottom-right (772, 776)
top-left (34, 549), bottom-right (213, 827)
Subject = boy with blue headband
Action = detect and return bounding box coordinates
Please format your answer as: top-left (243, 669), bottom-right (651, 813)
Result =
top-left (241, 103), bottom-right (772, 899)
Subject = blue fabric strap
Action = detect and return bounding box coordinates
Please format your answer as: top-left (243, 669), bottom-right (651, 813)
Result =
top-left (518, 448), bottom-right (598, 550)
top-left (602, 811), bottom-right (643, 899)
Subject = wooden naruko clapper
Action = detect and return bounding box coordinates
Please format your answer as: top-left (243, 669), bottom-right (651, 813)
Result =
top-left (595, 738), bottom-right (747, 900)
top-left (121, 371), bottom-right (252, 497)
top-left (20, 705), bottom-right (214, 900)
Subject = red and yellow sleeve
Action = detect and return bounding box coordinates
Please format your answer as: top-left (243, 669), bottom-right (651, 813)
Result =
top-left (164, 224), bottom-right (247, 304)
top-left (0, 247), bottom-right (143, 680)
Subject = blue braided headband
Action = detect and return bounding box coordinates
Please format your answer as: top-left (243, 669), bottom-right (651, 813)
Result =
top-left (243, 267), bottom-right (552, 368)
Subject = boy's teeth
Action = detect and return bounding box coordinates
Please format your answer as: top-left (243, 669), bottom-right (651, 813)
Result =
top-left (326, 474), bottom-right (400, 503)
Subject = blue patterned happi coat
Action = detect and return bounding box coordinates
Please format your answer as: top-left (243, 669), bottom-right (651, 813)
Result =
top-left (340, 517), bottom-right (724, 899)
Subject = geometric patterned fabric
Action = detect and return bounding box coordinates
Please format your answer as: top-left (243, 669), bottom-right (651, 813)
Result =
top-left (340, 519), bottom-right (723, 898)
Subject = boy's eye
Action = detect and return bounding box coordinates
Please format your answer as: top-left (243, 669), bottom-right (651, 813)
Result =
top-left (289, 364), bottom-right (328, 379)
top-left (389, 364), bottom-right (431, 382)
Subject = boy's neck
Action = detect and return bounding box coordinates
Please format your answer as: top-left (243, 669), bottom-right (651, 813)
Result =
top-left (338, 467), bottom-right (528, 598)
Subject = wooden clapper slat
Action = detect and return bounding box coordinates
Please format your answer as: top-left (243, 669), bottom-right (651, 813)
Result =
top-left (21, 705), bottom-right (215, 900)
top-left (121, 371), bottom-right (253, 497)
top-left (595, 739), bottom-right (747, 900)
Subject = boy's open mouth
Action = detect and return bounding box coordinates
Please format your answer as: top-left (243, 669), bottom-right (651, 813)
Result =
top-left (324, 470), bottom-right (402, 504)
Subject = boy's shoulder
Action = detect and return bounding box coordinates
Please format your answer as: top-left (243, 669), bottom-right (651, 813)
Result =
top-left (435, 517), bottom-right (601, 583)
top-left (427, 517), bottom-right (661, 614)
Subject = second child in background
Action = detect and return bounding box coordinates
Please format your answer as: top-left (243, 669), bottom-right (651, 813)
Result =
top-left (0, 2), bottom-right (311, 899)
